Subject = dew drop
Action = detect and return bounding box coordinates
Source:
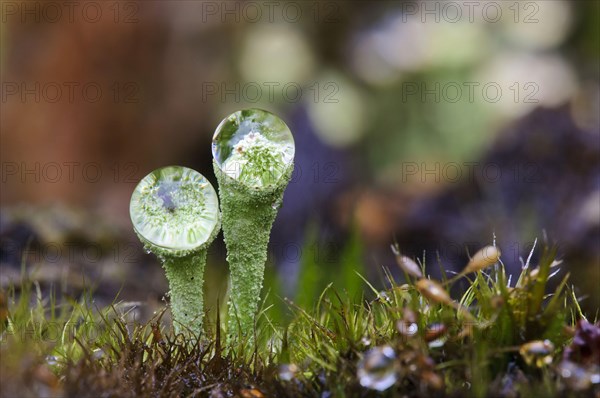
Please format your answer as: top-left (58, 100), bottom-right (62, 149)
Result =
top-left (378, 291), bottom-right (391, 303)
top-left (130, 166), bottom-right (219, 253)
top-left (92, 348), bottom-right (104, 360)
top-left (45, 355), bottom-right (58, 366)
top-left (519, 340), bottom-right (554, 367)
top-left (357, 345), bottom-right (397, 391)
top-left (397, 321), bottom-right (418, 337)
top-left (278, 364), bottom-right (299, 381)
top-left (212, 109), bottom-right (295, 189)
top-left (428, 337), bottom-right (447, 349)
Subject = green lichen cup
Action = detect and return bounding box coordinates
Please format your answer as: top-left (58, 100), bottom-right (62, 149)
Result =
top-left (212, 109), bottom-right (295, 339)
top-left (130, 166), bottom-right (220, 338)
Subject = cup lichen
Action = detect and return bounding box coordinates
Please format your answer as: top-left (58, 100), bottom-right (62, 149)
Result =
top-left (130, 166), bottom-right (220, 338)
top-left (212, 109), bottom-right (295, 338)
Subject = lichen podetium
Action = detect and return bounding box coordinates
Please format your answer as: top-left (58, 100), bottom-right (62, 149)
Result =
top-left (130, 166), bottom-right (220, 338)
top-left (212, 109), bottom-right (295, 340)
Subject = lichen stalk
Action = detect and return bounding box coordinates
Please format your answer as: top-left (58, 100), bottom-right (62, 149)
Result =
top-left (130, 166), bottom-right (220, 341)
top-left (214, 161), bottom-right (293, 337)
top-left (162, 251), bottom-right (207, 337)
top-left (136, 216), bottom-right (220, 339)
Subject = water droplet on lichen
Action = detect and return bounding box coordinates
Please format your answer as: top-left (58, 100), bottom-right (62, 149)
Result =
top-left (357, 346), bottom-right (397, 391)
top-left (130, 166), bottom-right (219, 252)
top-left (212, 109), bottom-right (295, 188)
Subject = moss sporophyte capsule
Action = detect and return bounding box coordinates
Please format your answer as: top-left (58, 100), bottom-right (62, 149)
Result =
top-left (130, 166), bottom-right (220, 338)
top-left (212, 108), bottom-right (295, 339)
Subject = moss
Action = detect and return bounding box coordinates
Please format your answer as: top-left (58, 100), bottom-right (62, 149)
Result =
top-left (1, 242), bottom-right (597, 397)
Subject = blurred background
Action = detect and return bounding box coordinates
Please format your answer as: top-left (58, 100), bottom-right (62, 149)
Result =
top-left (1, 1), bottom-right (599, 317)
